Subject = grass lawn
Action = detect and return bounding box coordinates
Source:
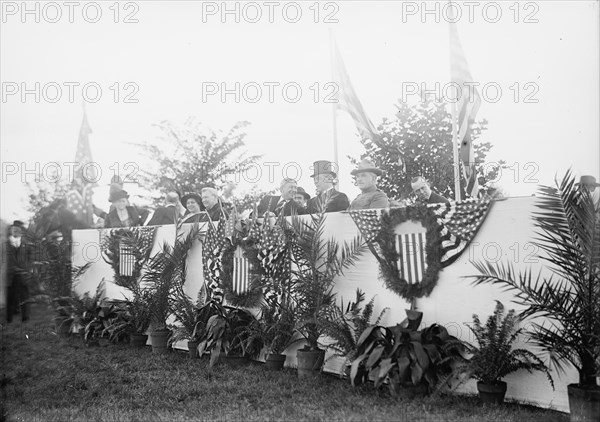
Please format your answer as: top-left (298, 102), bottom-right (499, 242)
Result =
top-left (1, 305), bottom-right (569, 422)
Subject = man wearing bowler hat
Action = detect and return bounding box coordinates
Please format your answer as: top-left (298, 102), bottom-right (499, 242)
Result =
top-left (307, 160), bottom-right (350, 214)
top-left (349, 159), bottom-right (390, 210)
top-left (294, 187), bottom-right (311, 208)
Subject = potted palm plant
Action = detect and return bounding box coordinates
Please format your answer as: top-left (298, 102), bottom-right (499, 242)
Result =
top-left (286, 213), bottom-right (366, 378)
top-left (460, 301), bottom-right (554, 404)
top-left (142, 224), bottom-right (200, 354)
top-left (468, 171), bottom-right (599, 421)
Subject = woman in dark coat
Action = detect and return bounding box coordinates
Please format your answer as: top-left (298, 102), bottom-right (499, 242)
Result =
top-left (104, 190), bottom-right (144, 228)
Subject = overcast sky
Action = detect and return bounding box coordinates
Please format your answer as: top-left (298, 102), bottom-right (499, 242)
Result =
top-left (1, 0), bottom-right (599, 220)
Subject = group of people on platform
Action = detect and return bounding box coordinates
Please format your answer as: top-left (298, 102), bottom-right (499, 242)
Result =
top-left (98, 159), bottom-right (451, 229)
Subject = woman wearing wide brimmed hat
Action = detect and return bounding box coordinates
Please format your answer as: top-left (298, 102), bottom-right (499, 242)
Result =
top-left (104, 190), bottom-right (144, 228)
top-left (180, 193), bottom-right (205, 223)
top-left (349, 159), bottom-right (390, 210)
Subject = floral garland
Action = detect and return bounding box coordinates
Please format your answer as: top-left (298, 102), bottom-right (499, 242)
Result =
top-left (376, 206), bottom-right (443, 300)
top-left (101, 227), bottom-right (157, 292)
top-left (219, 233), bottom-right (266, 308)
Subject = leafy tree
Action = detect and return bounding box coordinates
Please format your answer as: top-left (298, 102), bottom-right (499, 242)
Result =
top-left (356, 100), bottom-right (504, 201)
top-left (135, 119), bottom-right (262, 204)
top-left (25, 174), bottom-right (70, 214)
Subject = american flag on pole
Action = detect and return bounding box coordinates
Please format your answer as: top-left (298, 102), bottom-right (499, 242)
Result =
top-left (333, 39), bottom-right (379, 142)
top-left (449, 7), bottom-right (481, 198)
top-left (66, 109), bottom-right (96, 226)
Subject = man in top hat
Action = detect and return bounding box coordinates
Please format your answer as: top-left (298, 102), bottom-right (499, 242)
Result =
top-left (147, 192), bottom-right (182, 226)
top-left (306, 160), bottom-right (350, 214)
top-left (349, 159), bottom-right (390, 210)
top-left (257, 178), bottom-right (307, 217)
top-left (294, 187), bottom-right (311, 208)
top-left (410, 176), bottom-right (450, 205)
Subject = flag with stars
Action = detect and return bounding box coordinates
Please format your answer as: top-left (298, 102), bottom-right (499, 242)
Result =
top-left (66, 109), bottom-right (96, 227)
top-left (349, 209), bottom-right (384, 261)
top-left (429, 198), bottom-right (492, 266)
top-left (256, 221), bottom-right (290, 303)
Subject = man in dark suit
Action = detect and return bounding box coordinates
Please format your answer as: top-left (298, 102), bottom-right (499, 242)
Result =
top-left (6, 221), bottom-right (32, 323)
top-left (147, 192), bottom-right (181, 226)
top-left (199, 187), bottom-right (229, 222)
top-left (257, 178), bottom-right (306, 217)
top-left (411, 176), bottom-right (450, 205)
top-left (306, 160), bottom-right (350, 213)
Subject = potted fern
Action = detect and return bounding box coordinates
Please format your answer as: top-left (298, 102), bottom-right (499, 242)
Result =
top-left (243, 299), bottom-right (297, 370)
top-left (461, 301), bottom-right (553, 404)
top-left (468, 171), bottom-right (600, 420)
top-left (169, 286), bottom-right (209, 358)
top-left (286, 213), bottom-right (366, 378)
top-left (322, 289), bottom-right (387, 383)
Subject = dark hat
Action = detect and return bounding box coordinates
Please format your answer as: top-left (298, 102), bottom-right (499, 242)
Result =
top-left (310, 160), bottom-right (337, 178)
top-left (575, 175), bottom-right (600, 187)
top-left (351, 159), bottom-right (383, 176)
top-left (296, 187), bottom-right (311, 201)
top-left (11, 220), bottom-right (24, 228)
top-left (109, 189), bottom-right (129, 203)
top-left (181, 193), bottom-right (202, 209)
top-left (108, 175), bottom-right (124, 185)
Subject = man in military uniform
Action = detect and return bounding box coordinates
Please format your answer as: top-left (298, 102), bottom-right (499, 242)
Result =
top-left (349, 159), bottom-right (390, 210)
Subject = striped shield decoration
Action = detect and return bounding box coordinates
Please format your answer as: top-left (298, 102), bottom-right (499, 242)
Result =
top-left (395, 232), bottom-right (427, 285)
top-left (232, 245), bottom-right (251, 294)
top-left (119, 241), bottom-right (135, 276)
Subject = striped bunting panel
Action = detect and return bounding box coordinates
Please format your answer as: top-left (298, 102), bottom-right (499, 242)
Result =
top-left (119, 242), bottom-right (135, 276)
top-left (396, 232), bottom-right (427, 285)
top-left (232, 246), bottom-right (251, 294)
top-left (429, 198), bottom-right (492, 267)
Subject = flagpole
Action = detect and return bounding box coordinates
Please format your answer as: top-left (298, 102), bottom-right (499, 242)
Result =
top-left (448, 7), bottom-right (462, 202)
top-left (328, 28), bottom-right (340, 187)
top-left (451, 102), bottom-right (461, 201)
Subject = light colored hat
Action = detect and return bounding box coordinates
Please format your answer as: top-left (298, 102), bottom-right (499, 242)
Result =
top-left (351, 159), bottom-right (383, 176)
top-left (575, 175), bottom-right (600, 187)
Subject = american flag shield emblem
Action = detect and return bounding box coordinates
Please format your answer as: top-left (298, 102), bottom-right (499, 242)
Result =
top-left (119, 242), bottom-right (135, 276)
top-left (232, 245), bottom-right (251, 294)
top-left (395, 232), bottom-right (427, 285)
